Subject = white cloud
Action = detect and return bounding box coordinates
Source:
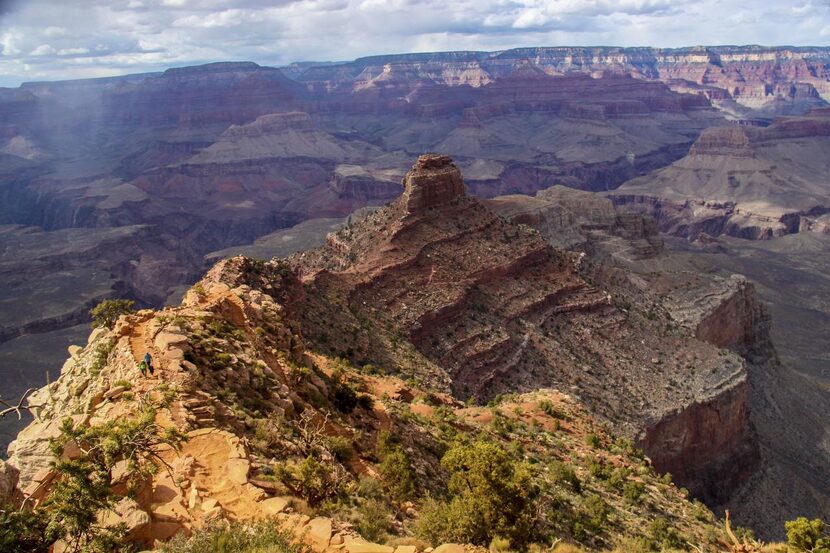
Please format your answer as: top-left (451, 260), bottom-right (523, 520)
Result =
top-left (0, 0), bottom-right (826, 86)
top-left (30, 44), bottom-right (57, 56)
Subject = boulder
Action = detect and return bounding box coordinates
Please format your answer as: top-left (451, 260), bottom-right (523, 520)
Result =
top-left (433, 545), bottom-right (465, 553)
top-left (260, 496), bottom-right (290, 515)
top-left (306, 517), bottom-right (333, 550)
top-left (0, 460), bottom-right (19, 505)
top-left (103, 386), bottom-right (128, 400)
top-left (346, 542), bottom-right (395, 553)
top-left (226, 458), bottom-right (250, 485)
top-left (99, 497), bottom-right (151, 540)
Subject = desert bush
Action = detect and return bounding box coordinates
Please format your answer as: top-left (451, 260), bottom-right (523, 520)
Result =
top-left (580, 494), bottom-right (609, 536)
top-left (357, 394), bottom-right (375, 410)
top-left (354, 499), bottom-right (394, 543)
top-left (161, 518), bottom-right (307, 553)
top-left (326, 436), bottom-right (354, 463)
top-left (606, 467), bottom-right (631, 491)
top-left (490, 410), bottom-right (515, 435)
top-left (293, 456), bottom-right (339, 505)
top-left (489, 536), bottom-right (511, 552)
top-left (785, 517), bottom-right (830, 552)
top-left (622, 481), bottom-right (645, 505)
top-left (549, 460), bottom-right (581, 493)
top-left (376, 429), bottom-right (397, 456)
top-left (415, 439), bottom-right (539, 549)
top-left (379, 447), bottom-right (416, 500)
top-left (646, 517), bottom-right (685, 551)
top-left (0, 506), bottom-right (51, 552)
top-left (332, 384), bottom-right (358, 414)
top-left (0, 404), bottom-right (184, 553)
top-left (90, 339), bottom-right (115, 377)
top-left (90, 299), bottom-right (135, 329)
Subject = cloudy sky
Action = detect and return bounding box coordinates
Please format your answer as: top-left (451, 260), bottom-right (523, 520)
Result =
top-left (0, 0), bottom-right (828, 87)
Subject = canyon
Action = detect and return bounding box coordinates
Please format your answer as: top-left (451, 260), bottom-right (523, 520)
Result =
top-left (1, 157), bottom-right (769, 550)
top-left (2, 45), bottom-right (830, 541)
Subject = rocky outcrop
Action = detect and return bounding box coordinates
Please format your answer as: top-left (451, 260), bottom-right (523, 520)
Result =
top-left (290, 156), bottom-right (756, 507)
top-left (488, 185), bottom-right (664, 262)
top-left (402, 154), bottom-right (466, 214)
top-left (0, 459), bottom-right (18, 505)
top-left (689, 127), bottom-right (754, 157)
top-left (691, 276), bottom-right (770, 357)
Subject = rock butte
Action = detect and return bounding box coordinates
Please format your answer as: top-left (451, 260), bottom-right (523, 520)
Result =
top-left (402, 154), bottom-right (466, 214)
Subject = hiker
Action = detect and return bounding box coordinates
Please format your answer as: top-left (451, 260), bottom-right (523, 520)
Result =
top-left (138, 358), bottom-right (149, 377)
top-left (144, 352), bottom-right (155, 376)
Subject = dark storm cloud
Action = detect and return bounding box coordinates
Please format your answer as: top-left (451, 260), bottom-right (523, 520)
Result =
top-left (0, 0), bottom-right (827, 86)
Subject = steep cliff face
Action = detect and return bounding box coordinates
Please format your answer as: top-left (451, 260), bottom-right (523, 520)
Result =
top-left (401, 154), bottom-right (466, 213)
top-left (639, 382), bottom-right (756, 505)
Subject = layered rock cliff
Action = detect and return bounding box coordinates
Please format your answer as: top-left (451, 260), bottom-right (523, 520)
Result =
top-left (611, 108), bottom-right (830, 240)
top-left (1, 256), bottom-right (731, 551)
top-left (287, 155), bottom-right (757, 504)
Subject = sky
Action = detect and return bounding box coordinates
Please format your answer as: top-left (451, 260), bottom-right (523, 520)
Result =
top-left (0, 0), bottom-right (828, 87)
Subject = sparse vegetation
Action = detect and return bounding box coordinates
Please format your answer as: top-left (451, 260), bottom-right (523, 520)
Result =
top-left (1, 403), bottom-right (185, 553)
top-left (416, 439), bottom-right (539, 549)
top-left (90, 299), bottom-right (136, 329)
top-left (786, 517), bottom-right (830, 552)
top-left (160, 519), bottom-right (307, 553)
top-left (379, 445), bottom-right (416, 500)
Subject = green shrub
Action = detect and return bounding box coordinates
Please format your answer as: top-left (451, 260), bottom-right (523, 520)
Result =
top-left (0, 405), bottom-right (186, 553)
top-left (376, 429), bottom-right (397, 457)
top-left (90, 339), bottom-right (115, 377)
top-left (327, 436), bottom-right (354, 463)
top-left (161, 518), bottom-right (308, 553)
top-left (489, 536), bottom-right (511, 552)
top-left (622, 481), bottom-right (645, 505)
top-left (606, 467), bottom-right (631, 491)
top-left (90, 299), bottom-right (135, 329)
top-left (357, 394), bottom-right (375, 410)
top-left (785, 517), bottom-right (830, 552)
top-left (585, 433), bottom-right (600, 448)
top-left (490, 410), bottom-right (515, 435)
top-left (333, 384), bottom-right (358, 414)
top-left (647, 517), bottom-right (685, 551)
top-left (354, 499), bottom-right (394, 543)
top-left (0, 506), bottom-right (51, 552)
top-left (293, 456), bottom-right (337, 505)
top-left (586, 456), bottom-right (609, 480)
top-left (580, 494), bottom-right (609, 535)
top-left (415, 439), bottom-right (539, 549)
top-left (379, 447), bottom-right (416, 500)
top-left (690, 500), bottom-right (713, 522)
top-left (549, 460), bottom-right (581, 493)
top-left (537, 399), bottom-right (557, 416)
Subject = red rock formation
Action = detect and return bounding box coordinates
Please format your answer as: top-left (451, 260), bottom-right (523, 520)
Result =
top-left (402, 154), bottom-right (466, 214)
top-left (289, 155), bottom-right (757, 503)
